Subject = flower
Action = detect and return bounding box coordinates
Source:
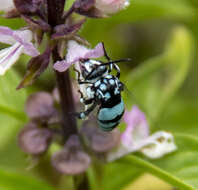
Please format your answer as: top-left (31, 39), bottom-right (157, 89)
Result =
top-left (18, 122), bottom-right (53, 155)
top-left (53, 40), bottom-right (104, 72)
top-left (107, 105), bottom-right (177, 161)
top-left (51, 135), bottom-right (91, 175)
top-left (95, 0), bottom-right (130, 15)
top-left (0, 0), bottom-right (15, 12)
top-left (0, 26), bottom-right (39, 75)
top-left (81, 118), bottom-right (121, 153)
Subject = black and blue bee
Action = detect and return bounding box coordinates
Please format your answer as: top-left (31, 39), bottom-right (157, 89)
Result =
top-left (75, 43), bottom-right (130, 131)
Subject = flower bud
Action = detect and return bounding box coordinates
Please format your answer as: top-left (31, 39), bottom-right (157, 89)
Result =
top-left (81, 119), bottom-right (120, 153)
top-left (51, 135), bottom-right (91, 175)
top-left (25, 92), bottom-right (55, 120)
top-left (95, 0), bottom-right (129, 15)
top-left (18, 123), bottom-right (53, 155)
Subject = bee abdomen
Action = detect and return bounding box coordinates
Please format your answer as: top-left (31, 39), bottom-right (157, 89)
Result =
top-left (98, 121), bottom-right (121, 131)
top-left (97, 99), bottom-right (124, 131)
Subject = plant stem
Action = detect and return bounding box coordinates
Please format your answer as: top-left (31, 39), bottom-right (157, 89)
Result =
top-left (52, 47), bottom-right (78, 140)
top-left (74, 173), bottom-right (90, 190)
top-left (123, 155), bottom-right (194, 190)
top-left (47, 0), bottom-right (66, 26)
top-left (47, 0), bottom-right (78, 140)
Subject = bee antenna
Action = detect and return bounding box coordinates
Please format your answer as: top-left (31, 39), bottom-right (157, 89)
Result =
top-left (100, 58), bottom-right (131, 66)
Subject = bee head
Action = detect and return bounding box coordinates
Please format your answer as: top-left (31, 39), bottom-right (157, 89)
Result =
top-left (81, 59), bottom-right (107, 80)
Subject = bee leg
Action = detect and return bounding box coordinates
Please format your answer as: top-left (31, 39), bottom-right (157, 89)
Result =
top-left (73, 67), bottom-right (81, 81)
top-left (78, 81), bottom-right (93, 85)
top-left (113, 63), bottom-right (120, 78)
top-left (118, 81), bottom-right (124, 91)
top-left (81, 98), bottom-right (94, 105)
top-left (77, 102), bottom-right (98, 119)
top-left (78, 89), bottom-right (84, 98)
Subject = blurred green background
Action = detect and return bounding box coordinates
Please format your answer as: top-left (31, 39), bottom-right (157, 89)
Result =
top-left (1, 0), bottom-right (198, 189)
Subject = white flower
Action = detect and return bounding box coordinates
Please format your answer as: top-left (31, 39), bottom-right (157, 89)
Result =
top-left (107, 106), bottom-right (177, 161)
top-left (95, 0), bottom-right (130, 15)
top-left (0, 0), bottom-right (15, 12)
top-left (0, 26), bottom-right (39, 75)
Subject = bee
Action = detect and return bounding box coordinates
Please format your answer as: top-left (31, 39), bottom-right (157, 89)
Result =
top-left (74, 43), bottom-right (130, 131)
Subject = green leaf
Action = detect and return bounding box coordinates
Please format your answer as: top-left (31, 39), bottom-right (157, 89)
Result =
top-left (0, 169), bottom-right (56, 190)
top-left (0, 70), bottom-right (28, 170)
top-left (157, 97), bottom-right (198, 135)
top-left (0, 115), bottom-right (27, 170)
top-left (121, 0), bottom-right (196, 22)
top-left (0, 17), bottom-right (25, 29)
top-left (124, 26), bottom-right (194, 123)
top-left (102, 163), bottom-right (142, 190)
top-left (0, 70), bottom-right (27, 121)
top-left (120, 133), bottom-right (198, 190)
top-left (81, 0), bottom-right (196, 54)
top-left (87, 162), bottom-right (142, 190)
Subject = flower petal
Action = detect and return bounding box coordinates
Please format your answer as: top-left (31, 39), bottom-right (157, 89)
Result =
top-left (107, 143), bottom-right (132, 162)
top-left (107, 106), bottom-right (177, 162)
top-left (18, 123), bottom-right (53, 155)
top-left (0, 43), bottom-right (23, 75)
top-left (12, 30), bottom-right (40, 56)
top-left (0, 27), bottom-right (39, 57)
top-left (140, 131), bottom-right (177, 159)
top-left (51, 135), bottom-right (91, 175)
top-left (54, 41), bottom-right (105, 72)
top-left (0, 26), bottom-right (16, 45)
top-left (0, 0), bottom-right (15, 12)
top-left (121, 106), bottom-right (149, 149)
top-left (67, 40), bottom-right (90, 63)
top-left (13, 29), bottom-right (33, 43)
top-left (53, 60), bottom-right (72, 72)
top-left (84, 42), bottom-right (104, 58)
top-left (95, 0), bottom-right (129, 14)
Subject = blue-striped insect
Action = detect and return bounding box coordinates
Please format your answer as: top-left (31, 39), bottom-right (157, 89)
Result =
top-left (74, 43), bottom-right (130, 131)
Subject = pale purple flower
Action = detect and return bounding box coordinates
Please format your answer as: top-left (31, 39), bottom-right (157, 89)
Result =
top-left (53, 40), bottom-right (104, 72)
top-left (121, 106), bottom-right (149, 149)
top-left (0, 26), bottom-right (39, 75)
top-left (108, 105), bottom-right (177, 161)
top-left (0, 0), bottom-right (15, 12)
top-left (95, 0), bottom-right (130, 15)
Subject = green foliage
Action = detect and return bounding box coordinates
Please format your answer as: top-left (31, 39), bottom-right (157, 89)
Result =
top-left (124, 26), bottom-right (194, 124)
top-left (0, 169), bottom-right (56, 190)
top-left (1, 0), bottom-right (198, 189)
top-left (120, 133), bottom-right (198, 190)
top-left (0, 70), bottom-right (28, 170)
top-left (0, 70), bottom-right (27, 121)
